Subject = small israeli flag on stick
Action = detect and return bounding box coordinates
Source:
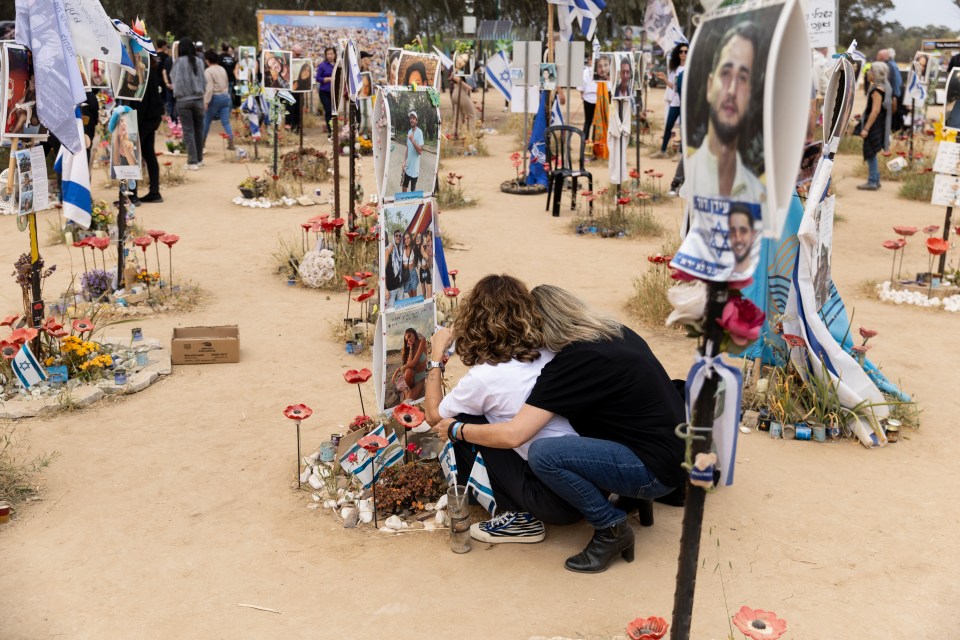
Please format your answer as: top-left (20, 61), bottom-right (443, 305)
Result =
top-left (467, 452), bottom-right (497, 515)
top-left (13, 343), bottom-right (47, 389)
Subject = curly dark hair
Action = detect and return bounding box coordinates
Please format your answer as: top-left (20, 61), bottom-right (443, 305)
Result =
top-left (453, 274), bottom-right (543, 367)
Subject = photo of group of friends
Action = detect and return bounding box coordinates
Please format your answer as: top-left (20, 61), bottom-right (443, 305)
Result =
top-left (2, 44), bottom-right (47, 138)
top-left (380, 88), bottom-right (440, 200)
top-left (591, 52), bottom-right (636, 100)
top-left (379, 200), bottom-right (436, 312)
top-left (671, 1), bottom-right (783, 282)
top-left (258, 12), bottom-right (392, 83)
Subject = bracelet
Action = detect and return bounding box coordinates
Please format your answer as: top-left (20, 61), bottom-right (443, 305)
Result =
top-left (447, 421), bottom-right (464, 442)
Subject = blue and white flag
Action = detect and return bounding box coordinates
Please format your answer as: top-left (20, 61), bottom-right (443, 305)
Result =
top-left (526, 93), bottom-right (549, 187)
top-left (15, 0), bottom-right (88, 154)
top-left (432, 46), bottom-right (454, 71)
top-left (13, 343), bottom-right (47, 390)
top-left (439, 440), bottom-right (457, 485)
top-left (346, 40), bottom-right (362, 101)
top-left (551, 94), bottom-right (564, 125)
top-left (54, 109), bottom-right (92, 228)
top-left (572, 0), bottom-right (606, 41)
top-left (554, 2), bottom-right (576, 42)
top-left (484, 51), bottom-right (512, 103)
top-left (337, 424), bottom-right (404, 489)
top-left (684, 355), bottom-right (741, 487)
top-left (263, 26), bottom-right (284, 52)
top-left (466, 452), bottom-right (497, 515)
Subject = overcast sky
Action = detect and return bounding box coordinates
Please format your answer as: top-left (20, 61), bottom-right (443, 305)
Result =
top-left (889, 0), bottom-right (960, 27)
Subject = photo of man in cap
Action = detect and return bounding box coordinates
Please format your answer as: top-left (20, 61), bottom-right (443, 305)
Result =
top-left (401, 109), bottom-right (424, 192)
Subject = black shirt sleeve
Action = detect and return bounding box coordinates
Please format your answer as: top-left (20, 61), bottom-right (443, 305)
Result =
top-left (526, 346), bottom-right (613, 417)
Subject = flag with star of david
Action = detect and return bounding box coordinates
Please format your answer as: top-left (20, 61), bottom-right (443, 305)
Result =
top-left (484, 51), bottom-right (512, 103)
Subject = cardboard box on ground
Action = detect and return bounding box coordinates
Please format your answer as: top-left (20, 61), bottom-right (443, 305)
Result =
top-left (171, 326), bottom-right (240, 364)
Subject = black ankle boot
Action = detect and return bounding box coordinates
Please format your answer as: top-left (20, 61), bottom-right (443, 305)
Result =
top-left (613, 496), bottom-right (654, 527)
top-left (564, 521), bottom-right (635, 573)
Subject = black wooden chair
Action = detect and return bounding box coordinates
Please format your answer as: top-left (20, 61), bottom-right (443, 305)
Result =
top-left (544, 125), bottom-right (593, 217)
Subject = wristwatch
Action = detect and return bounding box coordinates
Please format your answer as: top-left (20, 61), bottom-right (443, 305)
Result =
top-left (426, 360), bottom-right (445, 373)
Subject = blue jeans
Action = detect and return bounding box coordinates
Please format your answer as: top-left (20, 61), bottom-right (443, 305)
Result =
top-left (528, 437), bottom-right (673, 529)
top-left (203, 93), bottom-right (233, 146)
top-left (661, 106), bottom-right (681, 152)
top-left (866, 155), bottom-right (880, 186)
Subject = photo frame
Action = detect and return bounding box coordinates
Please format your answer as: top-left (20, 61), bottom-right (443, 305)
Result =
top-left (376, 299), bottom-right (437, 413)
top-left (945, 68), bottom-right (960, 131)
top-left (396, 51), bottom-right (441, 89)
top-left (592, 52), bottom-right (613, 85)
top-left (358, 71), bottom-right (373, 100)
top-left (2, 43), bottom-right (48, 139)
top-left (110, 110), bottom-right (142, 180)
top-left (115, 47), bottom-right (150, 101)
top-left (386, 47), bottom-right (403, 84)
top-left (612, 53), bottom-right (634, 99)
top-left (378, 199), bottom-right (436, 313)
top-left (374, 87), bottom-right (441, 202)
top-left (453, 51), bottom-right (474, 78)
top-left (539, 63), bottom-right (557, 91)
top-left (291, 57), bottom-right (314, 92)
top-left (262, 49), bottom-right (292, 89)
top-left (87, 58), bottom-right (111, 89)
top-left (237, 46), bottom-right (257, 82)
top-left (77, 56), bottom-right (91, 90)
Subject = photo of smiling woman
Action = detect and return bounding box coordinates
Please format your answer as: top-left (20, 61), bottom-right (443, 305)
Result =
top-left (261, 50), bottom-right (291, 89)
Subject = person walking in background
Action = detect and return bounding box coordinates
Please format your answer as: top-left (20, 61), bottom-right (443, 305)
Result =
top-left (577, 56), bottom-right (598, 139)
top-left (218, 43), bottom-right (238, 107)
top-left (652, 43), bottom-right (687, 158)
top-left (171, 38), bottom-right (206, 170)
top-left (286, 45), bottom-right (305, 133)
top-left (202, 49), bottom-right (234, 151)
top-left (127, 55), bottom-right (165, 203)
top-left (161, 40), bottom-right (178, 122)
top-left (857, 62), bottom-right (890, 191)
top-left (316, 47), bottom-right (336, 132)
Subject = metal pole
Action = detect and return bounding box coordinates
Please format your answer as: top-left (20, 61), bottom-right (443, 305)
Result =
top-left (299, 98), bottom-right (304, 152)
top-left (909, 98), bottom-right (915, 166)
top-left (938, 206), bottom-right (953, 274)
top-left (349, 99), bottom-right (356, 226)
top-left (454, 78), bottom-right (462, 139)
top-left (117, 181), bottom-right (127, 289)
top-left (565, 41), bottom-right (572, 125)
top-left (670, 282), bottom-right (729, 640)
top-left (522, 40), bottom-right (530, 180)
top-left (480, 45), bottom-right (488, 127)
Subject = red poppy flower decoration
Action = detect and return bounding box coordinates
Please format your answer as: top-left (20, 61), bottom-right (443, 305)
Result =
top-left (1, 314), bottom-right (19, 327)
top-left (133, 236), bottom-right (152, 252)
top-left (72, 318), bottom-right (95, 334)
top-left (647, 254), bottom-right (672, 264)
top-left (859, 327), bottom-right (878, 340)
top-left (782, 333), bottom-right (806, 348)
top-left (926, 238), bottom-right (950, 255)
top-left (392, 403), bottom-right (425, 429)
top-left (160, 234), bottom-right (180, 247)
top-left (147, 229), bottom-right (166, 241)
top-left (443, 287), bottom-right (460, 297)
top-left (300, 222), bottom-right (313, 231)
top-left (9, 327), bottom-right (38, 345)
top-left (42, 317), bottom-right (63, 333)
top-left (893, 225), bottom-right (918, 237)
top-left (88, 237), bottom-right (111, 251)
top-left (343, 368), bottom-right (373, 385)
top-left (626, 616), bottom-right (669, 640)
top-left (629, 168), bottom-right (640, 180)
top-left (344, 275), bottom-right (365, 291)
top-left (283, 404), bottom-right (313, 421)
top-left (923, 225), bottom-right (941, 235)
top-left (345, 231), bottom-right (360, 243)
top-left (731, 606), bottom-right (787, 640)
top-left (330, 218), bottom-right (345, 229)
top-left (354, 289), bottom-right (376, 303)
top-left (881, 239), bottom-right (905, 250)
top-left (617, 196), bottom-right (631, 205)
top-left (358, 433), bottom-right (389, 453)
top-left (0, 340), bottom-right (18, 360)
top-left (851, 344), bottom-right (871, 355)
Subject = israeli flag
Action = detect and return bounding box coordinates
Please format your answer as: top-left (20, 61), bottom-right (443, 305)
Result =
top-left (346, 40), bottom-right (362, 100)
top-left (13, 343), bottom-right (47, 390)
top-left (554, 0), bottom-right (606, 41)
top-left (551, 94), bottom-right (564, 126)
top-left (526, 93), bottom-right (549, 187)
top-left (467, 452), bottom-right (497, 515)
top-left (432, 46), bottom-right (454, 71)
top-left (484, 51), bottom-right (512, 103)
top-left (555, 2), bottom-right (576, 42)
top-left (54, 109), bottom-right (92, 229)
top-left (439, 440), bottom-right (458, 485)
top-left (337, 424), bottom-right (404, 489)
top-left (263, 26), bottom-right (283, 52)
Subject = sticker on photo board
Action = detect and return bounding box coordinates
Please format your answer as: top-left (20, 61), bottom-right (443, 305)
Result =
top-left (262, 50), bottom-right (292, 90)
top-left (931, 173), bottom-right (960, 207)
top-left (592, 52), bottom-right (614, 86)
top-left (377, 87), bottom-right (441, 203)
top-left (611, 53), bottom-right (634, 100)
top-left (110, 110), bottom-right (143, 180)
top-left (539, 63), bottom-right (557, 91)
top-left (1, 44), bottom-right (49, 139)
top-left (933, 141), bottom-right (960, 175)
top-left (115, 48), bottom-right (150, 102)
top-left (396, 51), bottom-right (441, 89)
top-left (237, 46), bottom-right (257, 82)
top-left (376, 299), bottom-right (437, 413)
top-left (378, 198), bottom-right (436, 313)
top-left (673, 0), bottom-right (810, 283)
top-left (509, 67), bottom-right (525, 84)
top-left (386, 47), bottom-right (403, 84)
top-left (944, 68), bottom-right (960, 132)
top-left (86, 58), bottom-right (111, 89)
top-left (291, 58), bottom-right (314, 93)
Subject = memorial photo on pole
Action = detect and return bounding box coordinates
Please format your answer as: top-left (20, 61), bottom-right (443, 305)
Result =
top-left (539, 63), bottom-right (557, 91)
top-left (262, 50), bottom-right (292, 89)
top-left (397, 52), bottom-right (441, 89)
top-left (378, 300), bottom-right (436, 412)
top-left (116, 47), bottom-right (150, 101)
top-left (87, 58), bottom-right (111, 89)
top-left (386, 47), bottom-right (402, 84)
top-left (944, 68), bottom-right (960, 130)
top-left (237, 46), bottom-right (257, 82)
top-left (380, 88), bottom-right (440, 201)
top-left (612, 53), bottom-right (634, 99)
top-left (592, 52), bottom-right (613, 85)
top-left (672, 1), bottom-right (785, 282)
top-left (291, 58), bottom-right (314, 92)
top-left (110, 110), bottom-right (143, 180)
top-left (2, 44), bottom-right (48, 138)
top-left (379, 199), bottom-right (436, 312)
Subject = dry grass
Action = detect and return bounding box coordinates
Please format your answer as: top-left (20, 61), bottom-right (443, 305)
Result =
top-left (625, 237), bottom-right (682, 327)
top-left (898, 171), bottom-right (935, 201)
top-left (0, 423), bottom-right (58, 506)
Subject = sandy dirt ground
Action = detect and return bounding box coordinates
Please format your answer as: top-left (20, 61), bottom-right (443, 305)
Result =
top-left (1, 87), bottom-right (957, 640)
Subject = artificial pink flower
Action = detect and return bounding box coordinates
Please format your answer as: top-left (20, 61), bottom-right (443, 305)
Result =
top-left (717, 296), bottom-right (764, 347)
top-left (731, 606), bottom-right (787, 640)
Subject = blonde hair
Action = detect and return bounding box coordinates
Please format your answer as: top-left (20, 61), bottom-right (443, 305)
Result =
top-left (531, 285), bottom-right (623, 351)
top-left (453, 274), bottom-right (543, 367)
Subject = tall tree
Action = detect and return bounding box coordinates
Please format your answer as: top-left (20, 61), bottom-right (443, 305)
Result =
top-left (839, 0), bottom-right (894, 54)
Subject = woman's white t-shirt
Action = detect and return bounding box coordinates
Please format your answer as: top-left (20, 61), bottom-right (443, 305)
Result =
top-left (665, 67), bottom-right (684, 108)
top-left (438, 349), bottom-right (578, 460)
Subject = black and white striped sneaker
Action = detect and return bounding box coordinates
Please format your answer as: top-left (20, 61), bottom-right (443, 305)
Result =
top-left (470, 511), bottom-right (546, 544)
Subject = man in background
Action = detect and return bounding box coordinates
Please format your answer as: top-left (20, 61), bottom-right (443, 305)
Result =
top-left (286, 44), bottom-right (305, 132)
top-left (219, 43), bottom-right (237, 107)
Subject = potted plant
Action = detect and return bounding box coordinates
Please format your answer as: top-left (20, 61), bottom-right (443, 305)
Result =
top-left (238, 176), bottom-right (266, 199)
